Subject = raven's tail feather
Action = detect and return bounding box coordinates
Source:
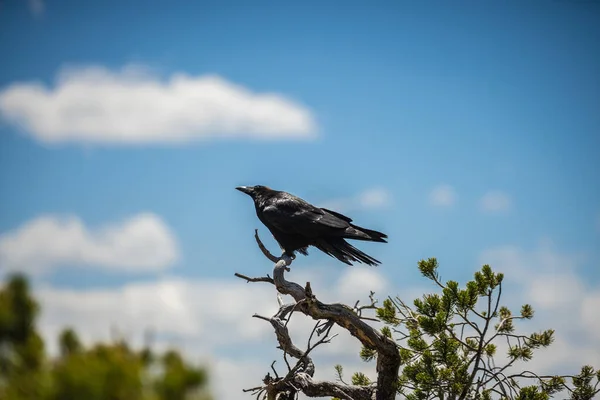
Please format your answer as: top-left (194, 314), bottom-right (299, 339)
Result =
top-left (343, 224), bottom-right (388, 243)
top-left (313, 237), bottom-right (382, 266)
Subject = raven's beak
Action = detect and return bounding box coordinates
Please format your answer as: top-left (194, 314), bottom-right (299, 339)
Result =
top-left (236, 186), bottom-right (254, 196)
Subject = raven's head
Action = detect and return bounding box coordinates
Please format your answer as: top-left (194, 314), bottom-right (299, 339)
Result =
top-left (235, 185), bottom-right (273, 200)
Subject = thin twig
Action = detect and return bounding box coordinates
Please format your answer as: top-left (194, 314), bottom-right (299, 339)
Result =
top-left (270, 361), bottom-right (279, 378)
top-left (235, 273), bottom-right (274, 284)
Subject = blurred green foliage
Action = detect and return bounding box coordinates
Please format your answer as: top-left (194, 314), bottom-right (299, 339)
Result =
top-left (0, 273), bottom-right (212, 400)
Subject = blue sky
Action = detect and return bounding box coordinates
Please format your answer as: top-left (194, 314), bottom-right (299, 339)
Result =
top-left (1, 1), bottom-right (599, 398)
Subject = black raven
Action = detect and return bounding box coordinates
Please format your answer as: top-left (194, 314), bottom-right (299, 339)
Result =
top-left (236, 185), bottom-right (387, 266)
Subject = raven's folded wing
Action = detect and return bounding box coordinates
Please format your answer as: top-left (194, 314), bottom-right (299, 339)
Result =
top-left (320, 208), bottom-right (353, 223)
top-left (262, 197), bottom-right (349, 236)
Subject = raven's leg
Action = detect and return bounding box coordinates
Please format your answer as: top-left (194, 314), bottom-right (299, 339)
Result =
top-left (276, 242), bottom-right (296, 260)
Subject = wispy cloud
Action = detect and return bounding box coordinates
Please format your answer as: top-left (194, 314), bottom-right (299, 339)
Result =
top-left (0, 213), bottom-right (179, 275)
top-left (0, 65), bottom-right (317, 145)
top-left (28, 0), bottom-right (45, 17)
top-left (319, 187), bottom-right (392, 212)
top-left (428, 184), bottom-right (457, 207)
top-left (479, 190), bottom-right (512, 213)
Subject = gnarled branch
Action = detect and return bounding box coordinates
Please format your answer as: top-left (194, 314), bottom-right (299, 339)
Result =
top-left (235, 231), bottom-right (400, 400)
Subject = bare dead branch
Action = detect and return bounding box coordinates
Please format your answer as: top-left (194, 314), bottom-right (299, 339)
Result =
top-left (234, 273), bottom-right (274, 284)
top-left (236, 232), bottom-right (401, 400)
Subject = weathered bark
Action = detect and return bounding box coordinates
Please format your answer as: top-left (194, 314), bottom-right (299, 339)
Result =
top-left (235, 231), bottom-right (401, 400)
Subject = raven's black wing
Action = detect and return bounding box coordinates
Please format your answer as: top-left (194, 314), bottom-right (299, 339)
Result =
top-left (262, 194), bottom-right (349, 237)
top-left (320, 208), bottom-right (353, 223)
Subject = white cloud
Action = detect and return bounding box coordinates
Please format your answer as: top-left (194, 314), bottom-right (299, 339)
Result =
top-left (479, 190), bottom-right (512, 212)
top-left (0, 65), bottom-right (317, 145)
top-left (582, 292), bottom-right (600, 341)
top-left (336, 267), bottom-right (388, 300)
top-left (428, 184), bottom-right (457, 207)
top-left (36, 277), bottom-right (279, 355)
top-left (358, 188), bottom-right (391, 209)
top-left (320, 187), bottom-right (392, 212)
top-left (480, 241), bottom-right (600, 375)
top-left (0, 213), bottom-right (179, 274)
top-left (211, 358), bottom-right (272, 400)
top-left (29, 0), bottom-right (45, 17)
